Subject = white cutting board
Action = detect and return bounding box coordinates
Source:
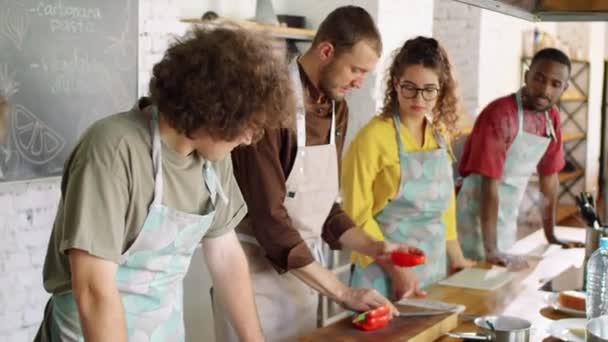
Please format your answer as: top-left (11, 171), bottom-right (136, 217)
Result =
top-left (438, 267), bottom-right (514, 291)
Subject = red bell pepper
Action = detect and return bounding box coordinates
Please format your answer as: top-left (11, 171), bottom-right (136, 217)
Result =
top-left (352, 303), bottom-right (392, 331)
top-left (353, 315), bottom-right (390, 331)
top-left (364, 303), bottom-right (390, 318)
top-left (390, 250), bottom-right (426, 267)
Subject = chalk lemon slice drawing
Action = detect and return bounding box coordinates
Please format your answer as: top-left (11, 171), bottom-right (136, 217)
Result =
top-left (11, 104), bottom-right (65, 165)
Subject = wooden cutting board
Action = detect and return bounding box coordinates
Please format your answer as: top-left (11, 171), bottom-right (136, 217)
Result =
top-left (299, 304), bottom-right (458, 342)
top-left (437, 267), bottom-right (514, 291)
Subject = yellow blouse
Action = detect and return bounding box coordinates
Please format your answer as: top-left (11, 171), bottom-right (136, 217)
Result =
top-left (342, 115), bottom-right (457, 268)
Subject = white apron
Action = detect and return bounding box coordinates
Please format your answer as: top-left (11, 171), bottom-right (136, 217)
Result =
top-left (213, 58), bottom-right (340, 342)
top-left (456, 90), bottom-right (553, 260)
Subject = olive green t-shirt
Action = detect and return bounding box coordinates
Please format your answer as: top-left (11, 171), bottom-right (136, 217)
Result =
top-left (42, 99), bottom-right (247, 294)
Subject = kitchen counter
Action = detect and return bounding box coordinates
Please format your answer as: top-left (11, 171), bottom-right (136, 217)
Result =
top-left (301, 226), bottom-right (586, 341)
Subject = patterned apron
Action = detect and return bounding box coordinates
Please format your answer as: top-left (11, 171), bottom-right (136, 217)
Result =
top-left (46, 107), bottom-right (224, 342)
top-left (351, 110), bottom-right (454, 295)
top-left (213, 58), bottom-right (339, 342)
top-left (456, 90), bottom-right (552, 260)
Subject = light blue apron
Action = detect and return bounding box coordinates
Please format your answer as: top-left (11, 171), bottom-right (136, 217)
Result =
top-left (47, 107), bottom-right (224, 341)
top-left (456, 90), bottom-right (553, 260)
top-left (351, 110), bottom-right (454, 296)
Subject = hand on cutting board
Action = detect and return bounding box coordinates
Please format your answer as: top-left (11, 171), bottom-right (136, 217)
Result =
top-left (447, 240), bottom-right (476, 274)
top-left (340, 287), bottom-right (398, 317)
top-left (486, 250), bottom-right (529, 271)
top-left (388, 267), bottom-right (426, 300)
top-left (449, 258), bottom-right (477, 275)
top-left (549, 238), bottom-right (584, 249)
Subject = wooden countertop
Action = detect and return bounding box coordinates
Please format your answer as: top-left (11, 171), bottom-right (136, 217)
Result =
top-left (302, 226), bottom-right (586, 341)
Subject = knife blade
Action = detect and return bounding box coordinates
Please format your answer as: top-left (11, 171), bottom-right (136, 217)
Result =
top-left (397, 310), bottom-right (453, 317)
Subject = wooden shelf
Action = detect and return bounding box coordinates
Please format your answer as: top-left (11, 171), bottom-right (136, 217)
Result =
top-left (556, 204), bottom-right (579, 224)
top-left (560, 88), bottom-right (587, 102)
top-left (180, 17), bottom-right (316, 41)
top-left (523, 57), bottom-right (589, 64)
top-left (562, 131), bottom-right (586, 142)
top-left (559, 169), bottom-right (584, 183)
top-left (560, 94), bottom-right (587, 102)
top-left (570, 58), bottom-right (590, 64)
top-left (529, 168), bottom-right (583, 184)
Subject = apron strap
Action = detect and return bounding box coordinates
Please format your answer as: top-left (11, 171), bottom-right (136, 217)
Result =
top-left (515, 90), bottom-right (525, 136)
top-left (203, 162), bottom-right (228, 206)
top-left (237, 233), bottom-right (260, 246)
top-left (288, 56), bottom-right (337, 179)
top-left (307, 238), bottom-right (326, 267)
top-left (289, 59), bottom-right (307, 149)
top-left (329, 101), bottom-right (336, 145)
top-left (544, 110), bottom-right (556, 142)
top-left (430, 126), bottom-right (457, 163)
top-left (149, 107), bottom-right (164, 206)
top-left (429, 123), bottom-right (448, 150)
top-left (392, 109), bottom-right (407, 155)
top-left (289, 58), bottom-right (337, 150)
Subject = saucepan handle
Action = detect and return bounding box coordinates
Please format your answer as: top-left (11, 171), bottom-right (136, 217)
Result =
top-left (446, 332), bottom-right (491, 340)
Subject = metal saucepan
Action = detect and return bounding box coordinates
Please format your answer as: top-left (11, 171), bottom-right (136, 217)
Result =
top-left (446, 315), bottom-right (531, 341)
top-left (587, 315), bottom-right (608, 342)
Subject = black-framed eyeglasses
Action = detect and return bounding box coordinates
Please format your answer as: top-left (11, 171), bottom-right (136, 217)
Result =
top-left (399, 84), bottom-right (440, 101)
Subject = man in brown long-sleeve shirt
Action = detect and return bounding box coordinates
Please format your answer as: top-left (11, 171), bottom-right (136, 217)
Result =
top-left (216, 6), bottom-right (422, 342)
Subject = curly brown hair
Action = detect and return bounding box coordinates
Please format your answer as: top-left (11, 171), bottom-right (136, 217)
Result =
top-left (149, 26), bottom-right (294, 141)
top-left (381, 36), bottom-right (459, 136)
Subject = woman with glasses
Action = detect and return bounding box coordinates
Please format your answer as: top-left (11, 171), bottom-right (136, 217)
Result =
top-left (342, 36), bottom-right (474, 299)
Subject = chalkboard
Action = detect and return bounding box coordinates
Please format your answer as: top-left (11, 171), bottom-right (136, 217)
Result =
top-left (0, 0), bottom-right (138, 182)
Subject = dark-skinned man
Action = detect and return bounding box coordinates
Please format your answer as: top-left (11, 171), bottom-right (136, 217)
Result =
top-left (456, 48), bottom-right (583, 271)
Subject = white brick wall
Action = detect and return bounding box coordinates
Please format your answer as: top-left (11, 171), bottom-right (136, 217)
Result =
top-left (433, 0), bottom-right (481, 116)
top-left (138, 0), bottom-right (190, 97)
top-left (0, 181), bottom-right (60, 342)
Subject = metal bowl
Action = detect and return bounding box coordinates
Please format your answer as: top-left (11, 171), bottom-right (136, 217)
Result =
top-left (474, 315), bottom-right (531, 342)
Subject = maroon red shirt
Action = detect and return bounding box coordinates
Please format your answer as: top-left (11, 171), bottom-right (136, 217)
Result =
top-left (459, 93), bottom-right (565, 179)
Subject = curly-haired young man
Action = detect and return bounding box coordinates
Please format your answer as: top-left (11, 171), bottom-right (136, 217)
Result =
top-left (34, 26), bottom-right (293, 342)
top-left (225, 6), bottom-right (420, 341)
